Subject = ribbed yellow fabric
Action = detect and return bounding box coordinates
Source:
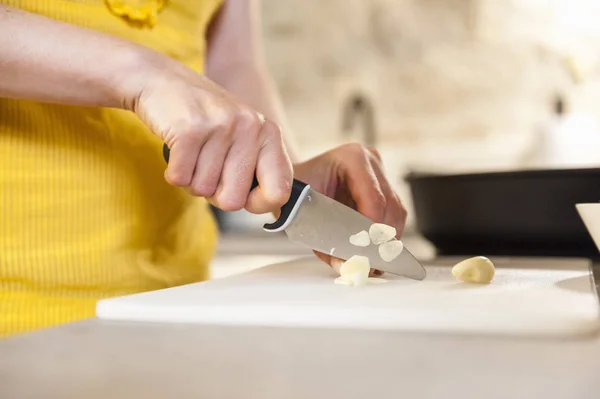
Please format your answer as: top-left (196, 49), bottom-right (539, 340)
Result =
top-left (0, 0), bottom-right (222, 337)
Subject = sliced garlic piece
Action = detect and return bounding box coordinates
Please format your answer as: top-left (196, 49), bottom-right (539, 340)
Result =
top-left (451, 256), bottom-right (495, 284)
top-left (350, 272), bottom-right (368, 287)
top-left (335, 255), bottom-right (370, 287)
top-left (369, 223), bottom-right (396, 245)
top-left (340, 255), bottom-right (370, 276)
top-left (335, 255), bottom-right (391, 287)
top-left (335, 276), bottom-right (388, 286)
top-left (349, 230), bottom-right (371, 247)
top-left (378, 240), bottom-right (404, 262)
top-left (334, 277), bottom-right (351, 285)
top-left (367, 277), bottom-right (388, 284)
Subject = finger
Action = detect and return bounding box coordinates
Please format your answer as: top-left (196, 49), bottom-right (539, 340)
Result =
top-left (245, 120), bottom-right (293, 214)
top-left (367, 152), bottom-right (407, 238)
top-left (210, 113), bottom-right (263, 211)
top-left (313, 250), bottom-right (344, 274)
top-left (188, 136), bottom-right (232, 199)
top-left (338, 144), bottom-right (386, 223)
top-left (370, 269), bottom-right (384, 277)
top-left (164, 136), bottom-right (205, 187)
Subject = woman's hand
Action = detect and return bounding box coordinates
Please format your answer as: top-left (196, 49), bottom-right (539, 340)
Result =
top-left (124, 57), bottom-right (294, 214)
top-left (293, 143), bottom-right (407, 275)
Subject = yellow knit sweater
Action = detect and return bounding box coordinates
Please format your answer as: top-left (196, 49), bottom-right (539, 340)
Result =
top-left (0, 0), bottom-right (222, 337)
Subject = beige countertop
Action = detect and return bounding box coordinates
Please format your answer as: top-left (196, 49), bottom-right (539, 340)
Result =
top-left (2, 319), bottom-right (600, 399)
top-left (2, 235), bottom-right (600, 399)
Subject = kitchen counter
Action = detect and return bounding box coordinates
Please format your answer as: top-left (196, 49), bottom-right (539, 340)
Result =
top-left (2, 237), bottom-right (600, 399)
top-left (2, 318), bottom-right (600, 399)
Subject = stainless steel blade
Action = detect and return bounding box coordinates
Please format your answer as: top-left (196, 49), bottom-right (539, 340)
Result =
top-left (283, 188), bottom-right (426, 280)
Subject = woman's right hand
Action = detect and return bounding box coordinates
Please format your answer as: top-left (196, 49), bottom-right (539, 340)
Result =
top-left (0, 4), bottom-right (292, 214)
top-left (122, 55), bottom-right (293, 214)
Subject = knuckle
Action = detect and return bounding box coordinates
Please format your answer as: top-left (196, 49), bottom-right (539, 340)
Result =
top-left (373, 190), bottom-right (387, 209)
top-left (166, 170), bottom-right (190, 187)
top-left (176, 116), bottom-right (205, 136)
top-left (189, 179), bottom-right (218, 197)
top-left (239, 107), bottom-right (263, 129)
top-left (262, 120), bottom-right (283, 141)
top-left (214, 193), bottom-right (246, 212)
top-left (171, 121), bottom-right (207, 147)
top-left (209, 110), bottom-right (236, 133)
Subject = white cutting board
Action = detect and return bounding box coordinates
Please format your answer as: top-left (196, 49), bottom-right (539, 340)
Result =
top-left (96, 257), bottom-right (600, 338)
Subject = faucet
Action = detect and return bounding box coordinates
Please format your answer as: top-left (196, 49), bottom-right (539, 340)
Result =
top-left (341, 92), bottom-right (377, 147)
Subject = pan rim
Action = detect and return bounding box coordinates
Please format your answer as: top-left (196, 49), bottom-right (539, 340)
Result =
top-left (404, 167), bottom-right (600, 182)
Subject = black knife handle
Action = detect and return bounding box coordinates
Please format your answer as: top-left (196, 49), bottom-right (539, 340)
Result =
top-left (162, 143), bottom-right (307, 232)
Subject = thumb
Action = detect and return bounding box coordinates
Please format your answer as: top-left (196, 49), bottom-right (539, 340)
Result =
top-left (245, 120), bottom-right (293, 214)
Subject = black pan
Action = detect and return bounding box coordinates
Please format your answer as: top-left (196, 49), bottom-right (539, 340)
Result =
top-left (404, 168), bottom-right (600, 258)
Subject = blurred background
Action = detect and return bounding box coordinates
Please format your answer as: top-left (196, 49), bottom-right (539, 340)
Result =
top-left (215, 0), bottom-right (600, 245)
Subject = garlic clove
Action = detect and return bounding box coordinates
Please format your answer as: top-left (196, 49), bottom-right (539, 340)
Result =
top-left (451, 256), bottom-right (495, 284)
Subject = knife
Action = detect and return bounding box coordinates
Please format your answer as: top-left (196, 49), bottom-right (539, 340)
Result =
top-left (162, 144), bottom-right (426, 280)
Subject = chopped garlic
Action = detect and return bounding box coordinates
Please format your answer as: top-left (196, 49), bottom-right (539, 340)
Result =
top-left (378, 240), bottom-right (404, 262)
top-left (369, 223), bottom-right (396, 245)
top-left (334, 277), bottom-right (351, 285)
top-left (340, 255), bottom-right (370, 276)
top-left (349, 230), bottom-right (370, 247)
top-left (451, 256), bottom-right (495, 284)
top-left (336, 255), bottom-right (388, 287)
top-left (367, 277), bottom-right (388, 284)
top-left (350, 272), bottom-right (368, 287)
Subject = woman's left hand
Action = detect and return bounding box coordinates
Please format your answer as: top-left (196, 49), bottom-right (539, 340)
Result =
top-left (293, 143), bottom-right (407, 275)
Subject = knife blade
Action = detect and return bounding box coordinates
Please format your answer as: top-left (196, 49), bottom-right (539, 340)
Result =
top-left (163, 144), bottom-right (426, 280)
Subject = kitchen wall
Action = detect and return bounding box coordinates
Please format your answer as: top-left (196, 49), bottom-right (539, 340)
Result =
top-left (260, 0), bottom-right (600, 150)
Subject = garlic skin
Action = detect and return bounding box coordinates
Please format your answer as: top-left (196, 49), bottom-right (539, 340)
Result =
top-left (451, 256), bottom-right (495, 284)
top-left (378, 240), bottom-right (404, 262)
top-left (349, 230), bottom-right (371, 247)
top-left (369, 223), bottom-right (397, 245)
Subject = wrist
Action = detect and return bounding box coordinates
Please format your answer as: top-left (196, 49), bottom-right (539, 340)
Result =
top-left (106, 44), bottom-right (171, 112)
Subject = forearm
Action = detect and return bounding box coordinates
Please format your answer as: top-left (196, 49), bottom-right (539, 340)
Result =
top-left (208, 64), bottom-right (299, 163)
top-left (0, 5), bottom-right (149, 109)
